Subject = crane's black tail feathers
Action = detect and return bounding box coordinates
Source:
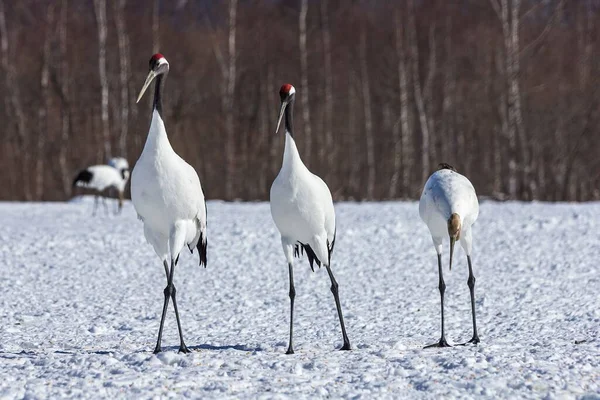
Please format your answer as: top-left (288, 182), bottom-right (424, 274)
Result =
top-left (294, 229), bottom-right (336, 272)
top-left (294, 243), bottom-right (321, 272)
top-left (197, 234), bottom-right (207, 267)
top-left (328, 229), bottom-right (336, 266)
top-left (72, 169), bottom-right (93, 188)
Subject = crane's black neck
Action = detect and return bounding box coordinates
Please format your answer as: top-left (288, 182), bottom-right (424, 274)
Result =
top-left (153, 74), bottom-right (164, 116)
top-left (285, 98), bottom-right (294, 137)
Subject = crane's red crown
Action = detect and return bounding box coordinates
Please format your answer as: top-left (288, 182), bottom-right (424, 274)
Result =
top-left (151, 53), bottom-right (165, 62)
top-left (280, 84), bottom-right (294, 95)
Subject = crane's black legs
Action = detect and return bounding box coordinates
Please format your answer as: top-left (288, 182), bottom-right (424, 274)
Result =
top-left (463, 255), bottom-right (480, 345)
top-left (93, 195), bottom-right (99, 216)
top-left (325, 264), bottom-right (351, 351)
top-left (153, 261), bottom-right (171, 354)
top-left (101, 196), bottom-right (109, 215)
top-left (425, 253), bottom-right (451, 348)
top-left (286, 262), bottom-right (296, 355)
top-left (154, 258), bottom-right (190, 354)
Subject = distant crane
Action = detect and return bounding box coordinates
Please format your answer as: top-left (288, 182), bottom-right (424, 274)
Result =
top-left (419, 163), bottom-right (480, 347)
top-left (270, 84), bottom-right (351, 354)
top-left (132, 54), bottom-right (207, 354)
top-left (72, 158), bottom-right (130, 215)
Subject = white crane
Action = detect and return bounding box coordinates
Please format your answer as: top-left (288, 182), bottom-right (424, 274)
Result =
top-left (131, 53), bottom-right (207, 354)
top-left (72, 158), bottom-right (130, 215)
top-left (419, 163), bottom-right (480, 347)
top-left (270, 84), bottom-right (351, 354)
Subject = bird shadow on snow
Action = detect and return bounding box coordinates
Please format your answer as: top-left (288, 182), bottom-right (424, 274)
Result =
top-left (188, 343), bottom-right (263, 352)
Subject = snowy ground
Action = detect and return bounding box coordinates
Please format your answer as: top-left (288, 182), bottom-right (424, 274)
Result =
top-left (0, 198), bottom-right (598, 399)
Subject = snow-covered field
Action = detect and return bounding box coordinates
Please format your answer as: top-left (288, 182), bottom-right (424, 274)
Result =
top-left (0, 198), bottom-right (598, 399)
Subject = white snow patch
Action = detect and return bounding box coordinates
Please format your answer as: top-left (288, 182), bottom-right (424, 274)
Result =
top-left (0, 198), bottom-right (597, 398)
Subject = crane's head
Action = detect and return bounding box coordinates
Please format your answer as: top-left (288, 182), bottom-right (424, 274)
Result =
top-left (275, 84), bottom-right (296, 134)
top-left (447, 213), bottom-right (461, 271)
top-left (108, 157), bottom-right (130, 181)
top-left (136, 53), bottom-right (169, 103)
top-left (437, 163), bottom-right (457, 172)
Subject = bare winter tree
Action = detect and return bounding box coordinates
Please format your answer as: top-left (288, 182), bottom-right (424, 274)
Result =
top-left (408, 0), bottom-right (431, 185)
top-left (36, 3), bottom-right (55, 200)
top-left (224, 0), bottom-right (238, 200)
top-left (319, 0), bottom-right (334, 177)
top-left (0, 0), bottom-right (598, 202)
top-left (0, 0), bottom-right (30, 200)
top-left (113, 0), bottom-right (130, 158)
top-left (389, 5), bottom-right (412, 199)
top-left (153, 0), bottom-right (160, 53)
top-left (359, 26), bottom-right (375, 200)
top-left (93, 0), bottom-right (111, 162)
top-left (298, 0), bottom-right (312, 166)
top-left (57, 0), bottom-right (71, 197)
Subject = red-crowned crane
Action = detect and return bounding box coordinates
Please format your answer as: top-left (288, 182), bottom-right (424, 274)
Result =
top-left (270, 84), bottom-right (351, 354)
top-left (131, 54), bottom-right (207, 354)
top-left (419, 163), bottom-right (480, 347)
top-left (72, 158), bottom-right (130, 215)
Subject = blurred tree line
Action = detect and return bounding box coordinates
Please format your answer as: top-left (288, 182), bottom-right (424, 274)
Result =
top-left (0, 0), bottom-right (598, 202)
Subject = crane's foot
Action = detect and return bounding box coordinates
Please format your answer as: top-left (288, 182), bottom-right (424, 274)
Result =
top-left (460, 335), bottom-right (480, 346)
top-left (340, 341), bottom-right (352, 351)
top-left (153, 345), bottom-right (162, 354)
top-left (285, 346), bottom-right (295, 355)
top-left (178, 343), bottom-right (191, 354)
top-left (424, 337), bottom-right (451, 348)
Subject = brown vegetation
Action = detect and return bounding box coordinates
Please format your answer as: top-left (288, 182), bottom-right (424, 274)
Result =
top-left (0, 0), bottom-right (598, 202)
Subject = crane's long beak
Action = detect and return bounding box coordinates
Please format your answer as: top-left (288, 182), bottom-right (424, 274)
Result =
top-left (275, 101), bottom-right (288, 134)
top-left (136, 70), bottom-right (156, 103)
top-left (449, 236), bottom-right (456, 271)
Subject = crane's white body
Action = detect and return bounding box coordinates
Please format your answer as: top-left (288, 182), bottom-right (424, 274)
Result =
top-left (131, 110), bottom-right (206, 263)
top-left (270, 132), bottom-right (335, 265)
top-left (419, 168), bottom-right (479, 255)
top-left (74, 164), bottom-right (128, 193)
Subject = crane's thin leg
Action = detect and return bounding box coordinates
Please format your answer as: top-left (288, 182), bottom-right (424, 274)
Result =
top-left (462, 255), bottom-right (480, 345)
top-left (425, 253), bottom-right (451, 348)
top-left (93, 195), bottom-right (99, 216)
top-left (169, 258), bottom-right (190, 353)
top-left (153, 260), bottom-right (171, 354)
top-left (286, 262), bottom-right (296, 354)
top-left (102, 196), bottom-right (109, 215)
top-left (324, 264), bottom-right (351, 351)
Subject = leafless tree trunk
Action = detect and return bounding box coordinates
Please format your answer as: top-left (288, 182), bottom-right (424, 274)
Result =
top-left (490, 0), bottom-right (518, 198)
top-left (93, 0), bottom-right (110, 162)
top-left (153, 0), bottom-right (160, 53)
top-left (0, 0), bottom-right (30, 200)
top-left (578, 0), bottom-right (593, 90)
top-left (424, 25), bottom-right (437, 164)
top-left (36, 3), bottom-right (55, 200)
top-left (267, 64), bottom-right (279, 179)
top-left (224, 0), bottom-right (237, 199)
top-left (408, 0), bottom-right (431, 183)
top-left (298, 0), bottom-right (312, 166)
top-left (359, 27), bottom-right (375, 199)
top-left (348, 71), bottom-right (360, 197)
top-left (441, 14), bottom-right (454, 163)
top-left (114, 0), bottom-right (130, 158)
top-left (148, 0), bottom-right (159, 114)
top-left (57, 0), bottom-right (71, 197)
top-left (320, 0), bottom-right (334, 175)
top-left (389, 7), bottom-right (411, 199)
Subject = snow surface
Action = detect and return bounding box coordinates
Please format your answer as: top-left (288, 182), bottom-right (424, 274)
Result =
top-left (0, 198), bottom-right (598, 399)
